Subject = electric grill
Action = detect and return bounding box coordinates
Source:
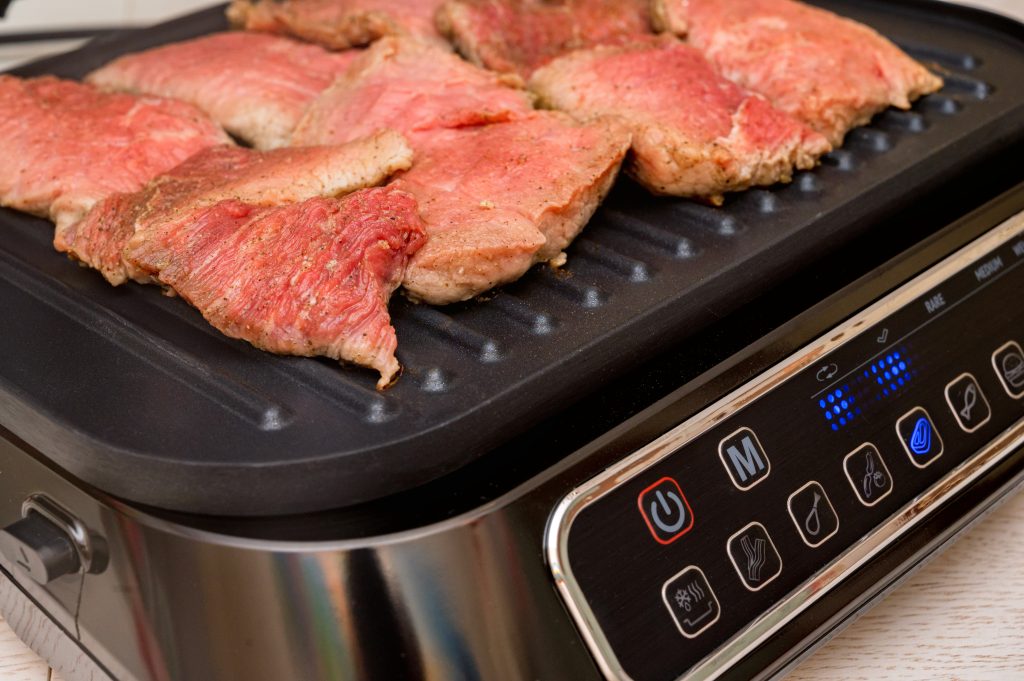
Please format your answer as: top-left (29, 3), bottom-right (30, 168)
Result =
top-left (1, 2), bottom-right (1022, 680)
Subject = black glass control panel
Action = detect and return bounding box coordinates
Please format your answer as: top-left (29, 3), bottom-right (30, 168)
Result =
top-left (555, 223), bottom-right (1024, 681)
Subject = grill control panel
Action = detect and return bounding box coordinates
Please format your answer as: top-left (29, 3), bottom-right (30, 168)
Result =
top-left (548, 214), bottom-right (1024, 681)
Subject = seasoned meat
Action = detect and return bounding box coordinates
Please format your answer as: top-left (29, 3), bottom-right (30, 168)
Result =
top-left (529, 38), bottom-right (830, 201)
top-left (0, 75), bottom-right (228, 233)
top-left (88, 32), bottom-right (357, 150)
top-left (651, 0), bottom-right (943, 145)
top-left (292, 36), bottom-right (533, 146)
top-left (129, 188), bottom-right (425, 389)
top-left (292, 36), bottom-right (625, 304)
top-left (396, 113), bottom-right (630, 304)
top-left (437, 0), bottom-right (651, 78)
top-left (58, 130), bottom-right (413, 287)
top-left (226, 0), bottom-right (445, 49)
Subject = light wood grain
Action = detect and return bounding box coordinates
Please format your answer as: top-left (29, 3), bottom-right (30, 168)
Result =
top-left (789, 490), bottom-right (1024, 680)
top-left (0, 610), bottom-right (49, 681)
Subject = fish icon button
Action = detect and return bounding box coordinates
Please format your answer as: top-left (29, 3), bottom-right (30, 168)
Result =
top-left (897, 408), bottom-right (944, 468)
top-left (945, 374), bottom-right (992, 433)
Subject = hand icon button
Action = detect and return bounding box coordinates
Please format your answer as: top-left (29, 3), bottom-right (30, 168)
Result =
top-left (638, 477), bottom-right (694, 545)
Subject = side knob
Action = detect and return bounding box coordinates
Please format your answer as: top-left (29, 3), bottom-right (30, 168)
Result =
top-left (0, 513), bottom-right (81, 584)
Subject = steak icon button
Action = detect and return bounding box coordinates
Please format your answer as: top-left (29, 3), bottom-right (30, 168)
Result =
top-left (896, 407), bottom-right (944, 468)
top-left (638, 477), bottom-right (694, 545)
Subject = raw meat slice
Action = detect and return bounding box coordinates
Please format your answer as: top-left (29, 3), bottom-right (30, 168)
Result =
top-left (395, 198), bottom-right (545, 306)
top-left (226, 0), bottom-right (444, 49)
top-left (0, 75), bottom-right (228, 232)
top-left (88, 32), bottom-right (358, 150)
top-left (651, 0), bottom-right (943, 145)
top-left (529, 38), bottom-right (830, 200)
top-left (128, 188), bottom-right (425, 389)
top-left (395, 112), bottom-right (630, 304)
top-left (58, 130), bottom-right (413, 287)
top-left (292, 36), bottom-right (533, 146)
top-left (294, 36), bottom-right (627, 304)
top-left (437, 0), bottom-right (651, 78)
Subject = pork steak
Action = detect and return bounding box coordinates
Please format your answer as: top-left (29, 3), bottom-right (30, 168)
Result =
top-left (58, 130), bottom-right (414, 287)
top-left (227, 0), bottom-right (445, 49)
top-left (88, 32), bottom-right (358, 150)
top-left (651, 0), bottom-right (943, 145)
top-left (292, 36), bottom-right (533, 146)
top-left (529, 38), bottom-right (830, 201)
top-left (396, 112), bottom-right (630, 304)
top-left (0, 75), bottom-right (228, 233)
top-left (129, 188), bottom-right (425, 389)
top-left (437, 0), bottom-right (652, 78)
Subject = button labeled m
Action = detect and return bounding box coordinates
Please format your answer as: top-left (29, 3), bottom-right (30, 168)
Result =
top-left (719, 428), bottom-right (771, 490)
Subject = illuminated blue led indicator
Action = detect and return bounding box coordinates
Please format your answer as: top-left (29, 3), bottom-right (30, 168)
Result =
top-left (909, 417), bottom-right (933, 455)
top-left (821, 352), bottom-right (915, 432)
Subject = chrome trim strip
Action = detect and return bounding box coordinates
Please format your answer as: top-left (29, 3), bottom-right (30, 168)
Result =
top-left (545, 211), bottom-right (1024, 681)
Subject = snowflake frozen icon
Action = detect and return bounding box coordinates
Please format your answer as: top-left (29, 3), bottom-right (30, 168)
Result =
top-left (674, 587), bottom-right (692, 611)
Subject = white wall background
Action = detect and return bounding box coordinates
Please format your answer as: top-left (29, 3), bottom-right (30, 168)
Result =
top-left (0, 0), bottom-right (216, 31)
top-left (0, 0), bottom-right (218, 69)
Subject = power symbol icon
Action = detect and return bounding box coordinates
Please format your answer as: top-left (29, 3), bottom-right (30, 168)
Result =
top-left (638, 478), bottom-right (695, 545)
top-left (650, 490), bottom-right (688, 533)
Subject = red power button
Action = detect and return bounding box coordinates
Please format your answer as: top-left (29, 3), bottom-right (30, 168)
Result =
top-left (638, 477), bottom-right (695, 545)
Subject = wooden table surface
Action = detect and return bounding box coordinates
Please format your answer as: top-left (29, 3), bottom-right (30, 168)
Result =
top-left (2, 0), bottom-right (1022, 679)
